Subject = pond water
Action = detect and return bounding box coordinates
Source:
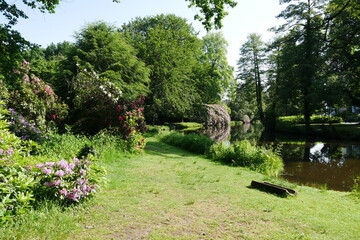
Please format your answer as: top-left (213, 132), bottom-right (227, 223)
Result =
top-left (201, 124), bottom-right (360, 191)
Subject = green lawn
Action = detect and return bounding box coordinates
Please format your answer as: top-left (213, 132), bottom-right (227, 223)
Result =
top-left (2, 137), bottom-right (360, 239)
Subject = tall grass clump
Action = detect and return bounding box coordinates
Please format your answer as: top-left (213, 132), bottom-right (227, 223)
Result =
top-left (38, 130), bottom-right (127, 160)
top-left (160, 131), bottom-right (214, 155)
top-left (207, 140), bottom-right (284, 177)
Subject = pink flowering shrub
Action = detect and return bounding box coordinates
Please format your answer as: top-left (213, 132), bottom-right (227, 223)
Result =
top-left (32, 157), bottom-right (105, 203)
top-left (8, 61), bottom-right (67, 133)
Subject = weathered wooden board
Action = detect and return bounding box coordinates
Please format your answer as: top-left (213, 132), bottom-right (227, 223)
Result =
top-left (251, 180), bottom-right (297, 196)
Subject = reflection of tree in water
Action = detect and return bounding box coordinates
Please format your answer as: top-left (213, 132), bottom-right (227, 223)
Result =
top-left (282, 142), bottom-right (360, 190)
top-left (201, 125), bottom-right (231, 142)
top-left (230, 124), bottom-right (264, 142)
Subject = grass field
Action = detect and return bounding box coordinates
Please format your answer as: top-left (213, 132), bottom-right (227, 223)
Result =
top-left (1, 137), bottom-right (360, 239)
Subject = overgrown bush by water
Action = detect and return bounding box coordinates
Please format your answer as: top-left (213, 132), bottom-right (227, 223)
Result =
top-left (160, 131), bottom-right (283, 176)
top-left (207, 140), bottom-right (283, 177)
top-left (160, 131), bottom-right (215, 155)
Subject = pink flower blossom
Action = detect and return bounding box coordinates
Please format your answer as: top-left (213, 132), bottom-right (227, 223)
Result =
top-left (55, 170), bottom-right (65, 177)
top-left (35, 163), bottom-right (44, 169)
top-left (68, 163), bottom-right (75, 170)
top-left (44, 182), bottom-right (54, 187)
top-left (56, 159), bottom-right (68, 169)
top-left (59, 189), bottom-right (68, 195)
top-left (79, 169), bottom-right (86, 176)
top-left (65, 192), bottom-right (80, 202)
top-left (45, 162), bottom-right (55, 167)
top-left (72, 157), bottom-right (80, 165)
top-left (5, 148), bottom-right (14, 155)
top-left (43, 168), bottom-right (52, 175)
top-left (53, 179), bottom-right (61, 186)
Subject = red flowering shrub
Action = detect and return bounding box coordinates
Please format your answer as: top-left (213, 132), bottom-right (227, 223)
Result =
top-left (114, 95), bottom-right (147, 152)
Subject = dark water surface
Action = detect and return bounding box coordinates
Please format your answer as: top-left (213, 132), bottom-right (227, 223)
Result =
top-left (202, 124), bottom-right (360, 191)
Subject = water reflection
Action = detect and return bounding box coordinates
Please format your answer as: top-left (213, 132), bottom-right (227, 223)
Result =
top-left (200, 124), bottom-right (360, 191)
top-left (281, 142), bottom-right (360, 191)
top-left (201, 124), bottom-right (231, 142)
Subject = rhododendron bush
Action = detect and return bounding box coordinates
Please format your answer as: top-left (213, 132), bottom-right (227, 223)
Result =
top-left (7, 61), bottom-right (67, 140)
top-left (0, 60), bottom-right (149, 223)
top-left (32, 157), bottom-right (104, 203)
top-left (0, 104), bottom-right (105, 223)
top-left (70, 67), bottom-right (147, 151)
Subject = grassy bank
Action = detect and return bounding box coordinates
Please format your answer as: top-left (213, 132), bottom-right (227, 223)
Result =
top-left (1, 137), bottom-right (360, 239)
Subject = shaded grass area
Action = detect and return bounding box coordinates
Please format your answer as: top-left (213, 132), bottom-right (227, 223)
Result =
top-left (2, 138), bottom-right (360, 239)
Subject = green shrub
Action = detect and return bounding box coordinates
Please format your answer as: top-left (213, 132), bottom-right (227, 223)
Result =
top-left (160, 131), bottom-right (215, 155)
top-left (207, 140), bottom-right (283, 177)
top-left (278, 115), bottom-right (342, 125)
top-left (0, 165), bottom-right (35, 223)
top-left (145, 125), bottom-right (170, 137)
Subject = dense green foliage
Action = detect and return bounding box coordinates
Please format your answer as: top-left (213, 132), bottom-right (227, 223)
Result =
top-left (160, 131), bottom-right (283, 176)
top-left (228, 0), bottom-right (360, 134)
top-left (122, 14), bottom-right (202, 122)
top-left (160, 131), bottom-right (215, 155)
top-left (230, 33), bottom-right (266, 123)
top-left (195, 32), bottom-right (234, 104)
top-left (278, 115), bottom-right (343, 125)
top-left (208, 140), bottom-right (284, 177)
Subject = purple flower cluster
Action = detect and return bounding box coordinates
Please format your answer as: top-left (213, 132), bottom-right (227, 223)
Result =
top-left (34, 158), bottom-right (97, 202)
top-left (0, 147), bottom-right (15, 163)
top-left (7, 108), bottom-right (43, 142)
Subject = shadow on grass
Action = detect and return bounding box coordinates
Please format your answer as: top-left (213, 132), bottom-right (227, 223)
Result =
top-left (246, 185), bottom-right (289, 198)
top-left (144, 140), bottom-right (198, 159)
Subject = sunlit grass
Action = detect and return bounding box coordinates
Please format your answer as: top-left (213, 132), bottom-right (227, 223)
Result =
top-left (2, 137), bottom-right (360, 239)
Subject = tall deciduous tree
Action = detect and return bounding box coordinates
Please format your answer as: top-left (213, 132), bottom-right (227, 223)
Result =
top-left (325, 0), bottom-right (360, 107)
top-left (71, 21), bottom-right (150, 99)
top-left (274, 0), bottom-right (327, 133)
top-left (235, 33), bottom-right (266, 124)
top-left (185, 0), bottom-right (237, 30)
top-left (195, 32), bottom-right (234, 104)
top-left (122, 14), bottom-right (202, 123)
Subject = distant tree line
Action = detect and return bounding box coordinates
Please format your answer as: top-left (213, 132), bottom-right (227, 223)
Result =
top-left (229, 0), bottom-right (359, 133)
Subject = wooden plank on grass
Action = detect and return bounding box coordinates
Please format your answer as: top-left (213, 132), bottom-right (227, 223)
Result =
top-left (251, 180), bottom-right (297, 196)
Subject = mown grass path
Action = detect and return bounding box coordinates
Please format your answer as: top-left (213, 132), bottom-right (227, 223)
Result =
top-left (72, 139), bottom-right (360, 240)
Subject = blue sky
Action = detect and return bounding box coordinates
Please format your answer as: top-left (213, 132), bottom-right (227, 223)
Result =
top-left (7, 0), bottom-right (285, 67)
